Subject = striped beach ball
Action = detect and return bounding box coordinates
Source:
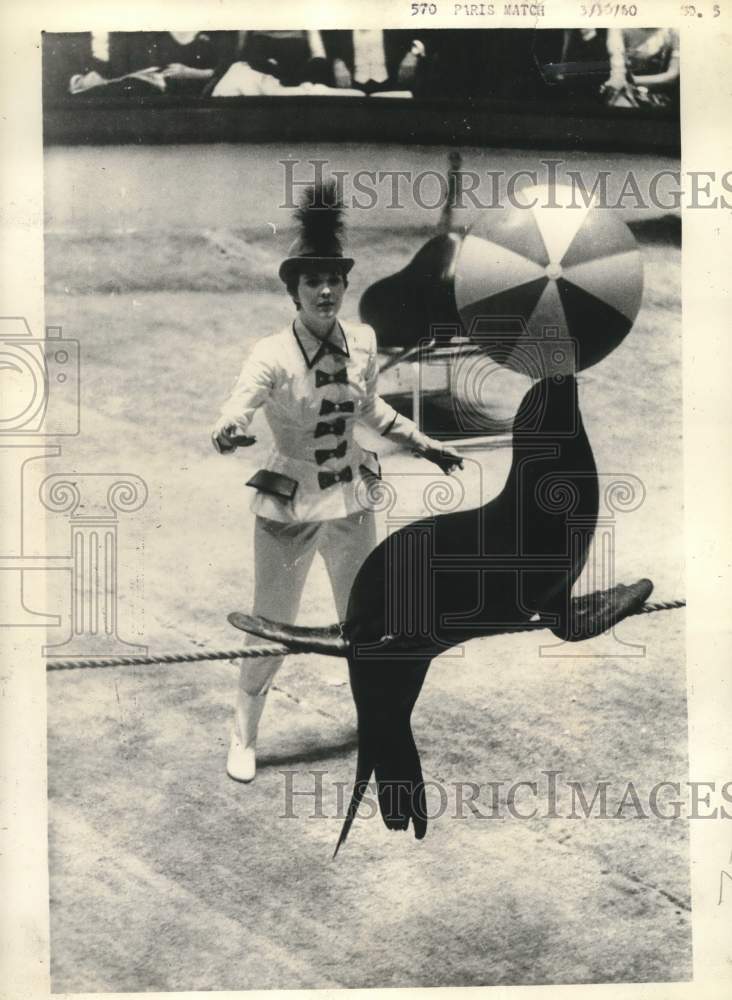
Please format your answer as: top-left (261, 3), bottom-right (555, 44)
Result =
top-left (454, 185), bottom-right (643, 372)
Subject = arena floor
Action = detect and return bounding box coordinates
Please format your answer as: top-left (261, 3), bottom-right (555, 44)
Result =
top-left (43, 143), bottom-right (688, 991)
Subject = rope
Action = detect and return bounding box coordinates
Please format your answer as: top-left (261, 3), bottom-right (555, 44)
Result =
top-left (45, 598), bottom-right (685, 672)
top-left (46, 643), bottom-right (290, 672)
top-left (637, 598), bottom-right (686, 615)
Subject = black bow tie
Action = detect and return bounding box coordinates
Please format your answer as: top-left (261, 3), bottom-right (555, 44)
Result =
top-left (315, 440), bottom-right (348, 465)
top-left (319, 399), bottom-right (354, 416)
top-left (318, 466), bottom-right (353, 490)
top-left (314, 418), bottom-right (346, 438)
top-left (315, 368), bottom-right (348, 388)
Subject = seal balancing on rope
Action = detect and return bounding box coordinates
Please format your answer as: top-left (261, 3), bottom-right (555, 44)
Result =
top-left (229, 189), bottom-right (653, 851)
top-left (230, 366), bottom-right (653, 851)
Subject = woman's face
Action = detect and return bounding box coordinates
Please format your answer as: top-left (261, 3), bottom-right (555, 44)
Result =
top-left (296, 270), bottom-right (346, 330)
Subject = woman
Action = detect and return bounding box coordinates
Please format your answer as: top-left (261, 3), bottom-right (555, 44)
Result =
top-left (602, 28), bottom-right (680, 107)
top-left (212, 182), bottom-right (462, 782)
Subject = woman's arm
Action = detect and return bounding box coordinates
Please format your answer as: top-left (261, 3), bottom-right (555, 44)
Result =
top-left (358, 335), bottom-right (431, 447)
top-left (358, 331), bottom-right (462, 472)
top-left (212, 340), bottom-right (277, 452)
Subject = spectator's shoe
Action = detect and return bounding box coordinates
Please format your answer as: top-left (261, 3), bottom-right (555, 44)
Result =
top-left (226, 691), bottom-right (267, 783)
top-left (551, 578), bottom-right (654, 642)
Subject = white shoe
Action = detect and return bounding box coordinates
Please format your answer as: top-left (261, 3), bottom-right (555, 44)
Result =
top-left (226, 731), bottom-right (256, 783)
top-left (226, 689), bottom-right (267, 783)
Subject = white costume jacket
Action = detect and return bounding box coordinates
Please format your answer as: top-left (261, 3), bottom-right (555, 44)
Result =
top-left (219, 319), bottom-right (430, 522)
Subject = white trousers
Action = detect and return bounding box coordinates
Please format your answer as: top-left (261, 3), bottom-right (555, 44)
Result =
top-left (236, 510), bottom-right (377, 709)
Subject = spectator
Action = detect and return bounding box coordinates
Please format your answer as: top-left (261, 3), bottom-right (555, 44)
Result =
top-left (603, 28), bottom-right (680, 107)
top-left (126, 31), bottom-right (241, 97)
top-left (320, 30), bottom-right (428, 94)
top-left (65, 31), bottom-right (240, 99)
top-left (409, 29), bottom-right (487, 100)
top-left (43, 31), bottom-right (144, 101)
top-left (239, 30), bottom-right (330, 87)
top-left (531, 28), bottom-right (610, 100)
top-left (65, 32), bottom-right (166, 98)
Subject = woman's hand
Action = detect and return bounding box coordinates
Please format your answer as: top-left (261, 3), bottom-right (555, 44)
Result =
top-left (211, 418), bottom-right (256, 454)
top-left (416, 441), bottom-right (464, 475)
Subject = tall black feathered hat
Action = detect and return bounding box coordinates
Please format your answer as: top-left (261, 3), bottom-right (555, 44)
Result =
top-left (279, 179), bottom-right (354, 284)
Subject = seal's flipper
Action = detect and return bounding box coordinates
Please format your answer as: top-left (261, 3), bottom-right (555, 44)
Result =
top-left (550, 578), bottom-right (654, 642)
top-left (334, 719), bottom-right (427, 856)
top-left (227, 612), bottom-right (348, 656)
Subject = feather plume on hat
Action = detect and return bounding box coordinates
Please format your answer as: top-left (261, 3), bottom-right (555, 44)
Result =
top-left (279, 179), bottom-right (354, 284)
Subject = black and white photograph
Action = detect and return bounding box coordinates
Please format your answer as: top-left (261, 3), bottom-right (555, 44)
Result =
top-left (1, 1), bottom-right (730, 997)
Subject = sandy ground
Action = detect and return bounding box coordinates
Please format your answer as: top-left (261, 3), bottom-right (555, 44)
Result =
top-left (43, 145), bottom-right (688, 990)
